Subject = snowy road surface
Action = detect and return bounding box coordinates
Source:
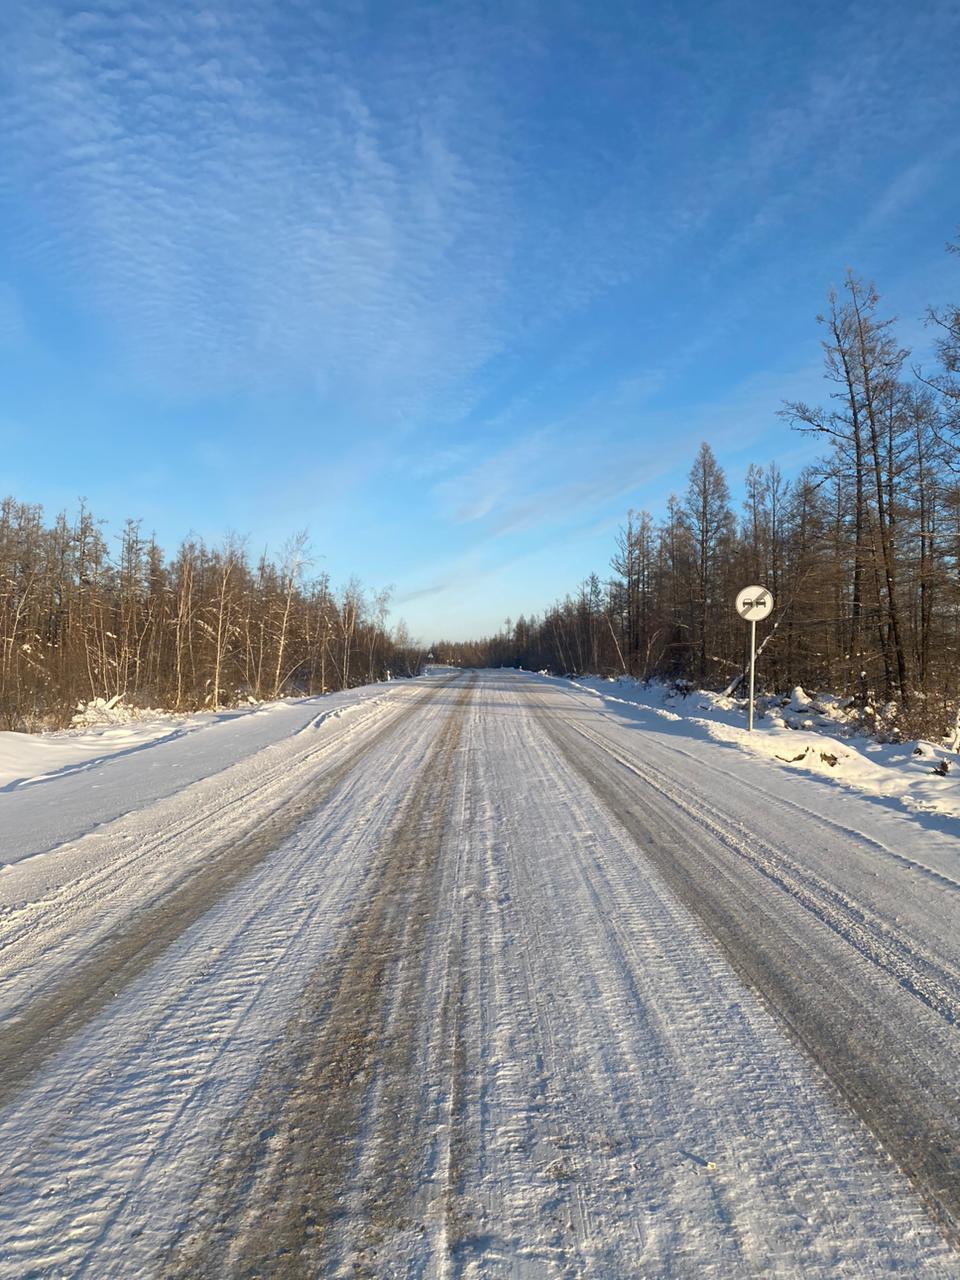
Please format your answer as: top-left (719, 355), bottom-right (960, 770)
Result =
top-left (1, 669), bottom-right (959, 1276)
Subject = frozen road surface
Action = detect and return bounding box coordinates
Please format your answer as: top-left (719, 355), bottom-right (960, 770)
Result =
top-left (1, 670), bottom-right (959, 1277)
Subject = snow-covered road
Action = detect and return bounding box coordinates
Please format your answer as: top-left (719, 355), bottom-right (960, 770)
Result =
top-left (0, 670), bottom-right (958, 1276)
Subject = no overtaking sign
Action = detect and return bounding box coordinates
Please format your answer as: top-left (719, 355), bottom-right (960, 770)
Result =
top-left (735, 585), bottom-right (773, 622)
top-left (736, 584), bottom-right (774, 731)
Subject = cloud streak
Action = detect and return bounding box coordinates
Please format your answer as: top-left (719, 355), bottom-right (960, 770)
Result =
top-left (2, 2), bottom-right (527, 416)
top-left (4, 0), bottom-right (957, 427)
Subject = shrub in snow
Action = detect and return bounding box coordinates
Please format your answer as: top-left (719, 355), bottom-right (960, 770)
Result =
top-left (788, 686), bottom-right (812, 712)
top-left (70, 695), bottom-right (171, 729)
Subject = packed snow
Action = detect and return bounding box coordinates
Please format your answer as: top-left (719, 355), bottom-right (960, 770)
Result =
top-left (0, 679), bottom-right (415, 868)
top-left (564, 674), bottom-right (960, 825)
top-left (0, 669), bottom-right (957, 1276)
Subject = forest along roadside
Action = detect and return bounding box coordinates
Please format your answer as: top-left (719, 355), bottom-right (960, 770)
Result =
top-left (0, 672), bottom-right (467, 1111)
top-left (525, 670), bottom-right (960, 1250)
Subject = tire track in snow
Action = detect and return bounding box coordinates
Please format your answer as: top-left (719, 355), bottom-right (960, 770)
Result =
top-left (166, 676), bottom-right (477, 1278)
top-left (0, 679), bottom-right (466, 1277)
top-left (0, 675), bottom-right (464, 1111)
top-left (565, 718), bottom-right (960, 1028)
top-left (538, 698), bottom-right (960, 1249)
top-left (419, 673), bottom-right (951, 1275)
top-left (0, 682), bottom-right (459, 993)
top-left (0, 686), bottom-right (400, 974)
top-left (610, 719), bottom-right (960, 894)
top-left (1, 671), bottom-right (953, 1276)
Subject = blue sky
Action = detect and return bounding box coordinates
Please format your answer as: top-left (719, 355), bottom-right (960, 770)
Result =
top-left (1, 0), bottom-right (958, 641)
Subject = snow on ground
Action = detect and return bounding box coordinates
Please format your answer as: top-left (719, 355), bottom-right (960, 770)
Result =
top-left (0, 706), bottom-right (184, 790)
top-left (0, 682), bottom-right (419, 792)
top-left (564, 674), bottom-right (960, 824)
top-left (0, 669), bottom-right (958, 1275)
top-left (0, 681), bottom-right (464, 1277)
top-left (0, 676), bottom-right (434, 868)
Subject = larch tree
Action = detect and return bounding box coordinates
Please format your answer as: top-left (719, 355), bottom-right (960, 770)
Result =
top-left (684, 442), bottom-right (734, 682)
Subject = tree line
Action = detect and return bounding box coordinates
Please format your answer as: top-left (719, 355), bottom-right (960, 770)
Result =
top-left (435, 243), bottom-right (960, 739)
top-left (0, 510), bottom-right (424, 730)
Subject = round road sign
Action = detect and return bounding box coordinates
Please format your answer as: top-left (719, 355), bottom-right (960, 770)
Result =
top-left (735, 584), bottom-right (773, 621)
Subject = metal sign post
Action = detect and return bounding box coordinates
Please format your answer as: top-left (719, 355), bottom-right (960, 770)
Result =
top-left (735, 585), bottom-right (774, 731)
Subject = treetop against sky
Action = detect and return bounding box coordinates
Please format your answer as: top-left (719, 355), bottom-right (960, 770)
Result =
top-left (1, 0), bottom-right (958, 640)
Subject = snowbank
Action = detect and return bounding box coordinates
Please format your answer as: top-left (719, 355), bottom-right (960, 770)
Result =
top-left (0, 672), bottom-right (444, 793)
top-left (0, 713), bottom-right (189, 790)
top-left (557, 675), bottom-right (960, 823)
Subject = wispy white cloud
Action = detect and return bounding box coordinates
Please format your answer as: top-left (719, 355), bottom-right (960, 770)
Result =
top-left (5, 0), bottom-right (956, 433)
top-left (842, 145), bottom-right (960, 257)
top-left (659, 1), bottom-right (960, 286)
top-left (1, 2), bottom-right (527, 416)
top-left (432, 430), bottom-right (551, 524)
top-left (418, 340), bottom-right (827, 558)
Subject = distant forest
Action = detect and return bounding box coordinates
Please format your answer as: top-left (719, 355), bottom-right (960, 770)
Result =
top-left (4, 242), bottom-right (958, 735)
top-left (435, 243), bottom-right (960, 739)
top-left (0, 515), bottom-right (424, 730)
